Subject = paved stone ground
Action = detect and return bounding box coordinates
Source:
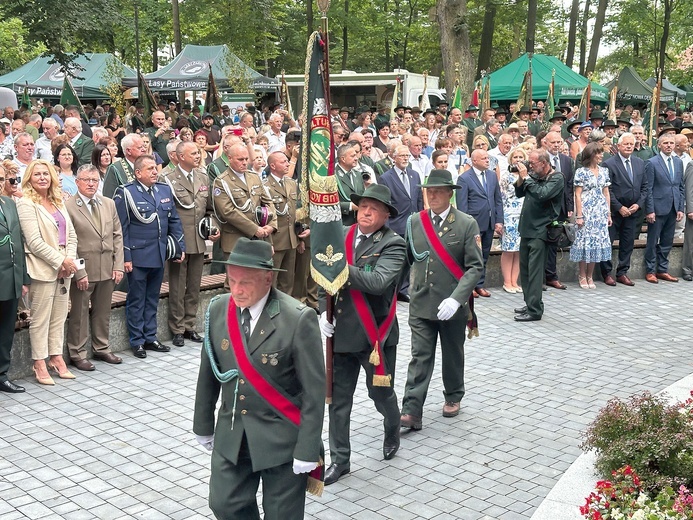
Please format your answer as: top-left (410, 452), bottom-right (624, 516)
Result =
top-left (1, 280), bottom-right (691, 519)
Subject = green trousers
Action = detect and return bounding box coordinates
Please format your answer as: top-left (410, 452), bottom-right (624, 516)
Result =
top-left (519, 237), bottom-right (548, 318)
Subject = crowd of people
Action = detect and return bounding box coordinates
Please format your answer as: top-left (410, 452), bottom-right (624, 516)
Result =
top-left (1, 94), bottom-right (692, 518)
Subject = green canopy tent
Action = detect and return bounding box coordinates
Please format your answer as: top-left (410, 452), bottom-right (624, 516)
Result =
top-left (0, 53), bottom-right (136, 99)
top-left (121, 44), bottom-right (277, 92)
top-left (486, 53), bottom-right (609, 103)
top-left (644, 77), bottom-right (684, 103)
top-left (603, 67), bottom-right (675, 103)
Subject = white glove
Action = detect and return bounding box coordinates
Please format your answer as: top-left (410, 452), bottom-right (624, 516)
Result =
top-left (437, 298), bottom-right (461, 321)
top-left (196, 434), bottom-right (214, 451)
top-left (293, 459), bottom-right (318, 474)
top-left (319, 312), bottom-right (335, 337)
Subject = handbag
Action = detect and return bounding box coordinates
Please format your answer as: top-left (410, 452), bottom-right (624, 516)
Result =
top-left (546, 220), bottom-right (577, 248)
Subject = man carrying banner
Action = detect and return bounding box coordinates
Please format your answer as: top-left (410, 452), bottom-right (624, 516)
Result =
top-left (400, 169), bottom-right (483, 430)
top-left (193, 238), bottom-right (325, 520)
top-left (319, 185), bottom-right (407, 486)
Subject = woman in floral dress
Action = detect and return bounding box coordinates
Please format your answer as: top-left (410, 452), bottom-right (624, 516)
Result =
top-left (570, 142), bottom-right (612, 289)
top-left (499, 147), bottom-right (526, 293)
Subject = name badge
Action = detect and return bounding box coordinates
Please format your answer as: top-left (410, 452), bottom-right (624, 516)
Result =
top-left (160, 197), bottom-right (171, 203)
top-left (199, 185), bottom-right (209, 192)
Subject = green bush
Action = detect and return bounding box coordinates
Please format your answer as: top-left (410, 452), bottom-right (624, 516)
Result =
top-left (580, 391), bottom-right (693, 492)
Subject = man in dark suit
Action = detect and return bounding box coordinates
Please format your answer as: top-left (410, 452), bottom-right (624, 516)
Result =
top-left (682, 161), bottom-right (693, 281)
top-left (0, 176), bottom-right (30, 393)
top-left (103, 133), bottom-right (146, 199)
top-left (644, 133), bottom-right (685, 282)
top-left (319, 185), bottom-right (407, 486)
top-left (193, 238), bottom-right (324, 520)
top-left (114, 155), bottom-right (185, 359)
top-left (542, 131), bottom-right (575, 289)
top-left (456, 149), bottom-right (503, 297)
top-left (335, 142), bottom-right (366, 225)
top-left (66, 165), bottom-right (125, 371)
top-left (514, 150), bottom-right (564, 322)
top-left (160, 142), bottom-right (220, 347)
top-left (400, 170), bottom-right (483, 429)
top-left (63, 117), bottom-right (94, 167)
top-left (599, 133), bottom-right (648, 286)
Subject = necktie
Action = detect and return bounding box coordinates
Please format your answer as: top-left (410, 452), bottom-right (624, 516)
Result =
top-left (89, 199), bottom-right (101, 230)
top-left (553, 156), bottom-right (559, 171)
top-left (433, 215), bottom-right (442, 228)
top-left (667, 157), bottom-right (675, 180)
top-left (241, 308), bottom-right (251, 342)
top-left (625, 158), bottom-right (633, 182)
top-left (401, 171), bottom-right (410, 196)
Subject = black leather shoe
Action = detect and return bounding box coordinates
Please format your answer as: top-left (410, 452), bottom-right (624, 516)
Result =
top-left (132, 345), bottom-right (147, 358)
top-left (684, 274), bottom-right (693, 281)
top-left (183, 330), bottom-right (203, 342)
top-left (324, 463), bottom-right (350, 486)
top-left (172, 334), bottom-right (185, 347)
top-left (396, 293), bottom-right (410, 303)
top-left (514, 312), bottom-right (541, 322)
top-left (0, 380), bottom-right (25, 393)
top-left (144, 340), bottom-right (170, 353)
top-left (513, 306), bottom-right (528, 314)
top-left (383, 426), bottom-right (400, 460)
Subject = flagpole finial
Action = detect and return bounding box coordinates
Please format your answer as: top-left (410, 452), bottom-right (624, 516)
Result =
top-left (317, 0), bottom-right (330, 14)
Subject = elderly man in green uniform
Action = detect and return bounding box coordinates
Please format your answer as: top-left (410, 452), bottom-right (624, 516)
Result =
top-left (103, 133), bottom-right (146, 199)
top-left (319, 185), bottom-right (407, 486)
top-left (513, 149), bottom-right (564, 322)
top-left (193, 238), bottom-right (325, 520)
top-left (400, 170), bottom-right (484, 430)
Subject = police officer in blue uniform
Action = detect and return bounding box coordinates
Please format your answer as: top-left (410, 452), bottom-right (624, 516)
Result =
top-left (114, 155), bottom-right (186, 359)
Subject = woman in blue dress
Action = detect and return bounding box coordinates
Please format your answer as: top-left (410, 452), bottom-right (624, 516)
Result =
top-left (499, 147), bottom-right (526, 293)
top-left (570, 142), bottom-right (612, 289)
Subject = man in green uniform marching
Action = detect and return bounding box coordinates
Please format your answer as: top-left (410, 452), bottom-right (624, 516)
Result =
top-left (193, 238), bottom-right (325, 520)
top-left (513, 149), bottom-right (564, 322)
top-left (400, 169), bottom-right (484, 430)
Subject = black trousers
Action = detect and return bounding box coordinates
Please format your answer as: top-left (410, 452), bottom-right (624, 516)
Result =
top-left (0, 298), bottom-right (19, 381)
top-left (600, 210), bottom-right (639, 277)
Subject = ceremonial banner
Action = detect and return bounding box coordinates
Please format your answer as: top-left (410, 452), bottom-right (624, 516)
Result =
top-left (390, 75), bottom-right (401, 121)
top-left (545, 69), bottom-right (555, 116)
top-left (204, 65), bottom-right (221, 116)
top-left (21, 82), bottom-right (30, 108)
top-left (419, 71), bottom-right (431, 112)
top-left (137, 72), bottom-right (157, 120)
top-left (297, 31), bottom-right (348, 296)
top-left (515, 70), bottom-right (532, 114)
top-left (607, 86), bottom-right (617, 122)
top-left (279, 70), bottom-right (294, 120)
top-left (60, 77), bottom-right (87, 121)
top-left (480, 76), bottom-right (491, 112)
top-left (577, 78), bottom-right (591, 122)
top-left (451, 79), bottom-right (463, 111)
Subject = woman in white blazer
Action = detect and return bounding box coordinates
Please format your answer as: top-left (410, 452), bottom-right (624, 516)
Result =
top-left (17, 160), bottom-right (78, 385)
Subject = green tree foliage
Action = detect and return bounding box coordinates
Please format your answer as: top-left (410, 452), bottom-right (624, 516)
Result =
top-left (0, 18), bottom-right (45, 75)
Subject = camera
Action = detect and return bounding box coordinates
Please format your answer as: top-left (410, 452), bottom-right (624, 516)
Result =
top-left (508, 160), bottom-right (530, 173)
top-left (294, 222), bottom-right (308, 236)
top-left (362, 172), bottom-right (371, 181)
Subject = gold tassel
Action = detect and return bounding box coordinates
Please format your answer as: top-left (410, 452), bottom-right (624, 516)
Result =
top-left (306, 477), bottom-right (324, 497)
top-left (369, 341), bottom-right (381, 366)
top-left (372, 374), bottom-right (391, 387)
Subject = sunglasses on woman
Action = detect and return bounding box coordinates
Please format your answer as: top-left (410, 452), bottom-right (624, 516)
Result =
top-left (7, 178), bottom-right (18, 185)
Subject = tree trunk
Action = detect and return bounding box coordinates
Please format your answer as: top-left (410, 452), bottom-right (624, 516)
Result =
top-left (152, 37), bottom-right (158, 72)
top-left (171, 0), bottom-right (182, 55)
top-left (579, 0), bottom-right (590, 76)
top-left (436, 0), bottom-right (475, 101)
top-left (476, 0), bottom-right (496, 78)
top-left (633, 35), bottom-right (639, 62)
top-left (307, 0), bottom-right (313, 39)
top-left (526, 0), bottom-right (537, 54)
top-left (585, 0), bottom-right (607, 75)
top-left (566, 0), bottom-right (579, 67)
top-left (659, 0), bottom-right (674, 74)
top-left (401, 0), bottom-right (417, 69)
top-left (342, 0), bottom-right (349, 70)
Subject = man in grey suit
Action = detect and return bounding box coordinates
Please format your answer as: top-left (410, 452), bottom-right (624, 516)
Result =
top-left (644, 133), bottom-right (685, 283)
top-left (456, 149), bottom-right (503, 297)
top-left (335, 142), bottom-right (366, 225)
top-left (66, 165), bottom-right (125, 370)
top-left (599, 133), bottom-right (648, 286)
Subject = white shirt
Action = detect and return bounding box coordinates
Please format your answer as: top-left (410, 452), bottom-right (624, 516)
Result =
top-left (70, 132), bottom-right (83, 147)
top-left (78, 192), bottom-right (100, 215)
top-left (488, 146), bottom-right (509, 174)
top-left (472, 167), bottom-right (487, 189)
top-left (264, 130), bottom-right (286, 153)
top-left (34, 136), bottom-right (53, 162)
top-left (431, 205), bottom-right (451, 223)
top-left (409, 154), bottom-right (432, 183)
top-left (241, 290), bottom-right (270, 336)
